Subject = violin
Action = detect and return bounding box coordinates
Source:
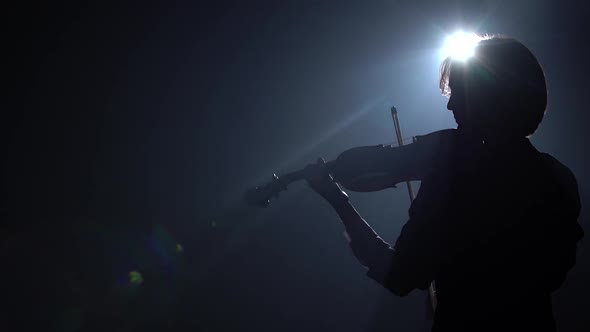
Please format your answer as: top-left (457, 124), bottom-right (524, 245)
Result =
top-left (243, 145), bottom-right (402, 208)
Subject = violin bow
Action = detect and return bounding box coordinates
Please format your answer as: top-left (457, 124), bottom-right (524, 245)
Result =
top-left (390, 106), bottom-right (438, 313)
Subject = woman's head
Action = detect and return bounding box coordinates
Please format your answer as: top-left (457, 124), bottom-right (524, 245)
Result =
top-left (440, 36), bottom-right (547, 137)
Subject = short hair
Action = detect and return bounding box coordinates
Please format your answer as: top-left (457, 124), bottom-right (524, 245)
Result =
top-left (439, 36), bottom-right (547, 137)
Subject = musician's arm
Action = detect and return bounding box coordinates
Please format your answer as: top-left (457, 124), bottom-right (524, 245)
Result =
top-left (325, 195), bottom-right (392, 267)
top-left (308, 130), bottom-right (457, 295)
top-left (307, 160), bottom-right (426, 296)
top-left (321, 194), bottom-right (427, 296)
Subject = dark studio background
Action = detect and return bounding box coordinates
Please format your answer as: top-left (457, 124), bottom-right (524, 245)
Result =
top-left (5, 0), bottom-right (590, 331)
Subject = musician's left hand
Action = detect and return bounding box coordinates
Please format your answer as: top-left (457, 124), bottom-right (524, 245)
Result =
top-left (305, 158), bottom-right (349, 204)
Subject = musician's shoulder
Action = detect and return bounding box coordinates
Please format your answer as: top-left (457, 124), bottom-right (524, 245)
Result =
top-left (539, 152), bottom-right (579, 196)
top-left (540, 153), bottom-right (574, 175)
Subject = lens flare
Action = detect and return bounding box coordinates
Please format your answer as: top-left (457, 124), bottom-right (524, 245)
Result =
top-left (440, 31), bottom-right (481, 61)
top-left (129, 270), bottom-right (143, 285)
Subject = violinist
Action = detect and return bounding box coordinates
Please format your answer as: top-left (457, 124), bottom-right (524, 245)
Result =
top-left (304, 36), bottom-right (583, 332)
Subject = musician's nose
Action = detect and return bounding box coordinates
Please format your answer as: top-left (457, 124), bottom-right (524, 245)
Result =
top-left (447, 94), bottom-right (464, 126)
top-left (447, 94), bottom-right (455, 111)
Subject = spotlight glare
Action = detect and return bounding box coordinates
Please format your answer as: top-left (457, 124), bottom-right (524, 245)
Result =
top-left (440, 31), bottom-right (480, 61)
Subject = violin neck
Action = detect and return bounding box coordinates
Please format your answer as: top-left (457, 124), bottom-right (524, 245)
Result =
top-left (244, 160), bottom-right (337, 207)
top-left (280, 160), bottom-right (337, 185)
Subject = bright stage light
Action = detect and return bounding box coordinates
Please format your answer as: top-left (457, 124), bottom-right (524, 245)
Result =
top-left (440, 31), bottom-right (481, 61)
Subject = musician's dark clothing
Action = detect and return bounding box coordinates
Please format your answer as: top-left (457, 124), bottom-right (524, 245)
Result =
top-left (351, 129), bottom-right (583, 332)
